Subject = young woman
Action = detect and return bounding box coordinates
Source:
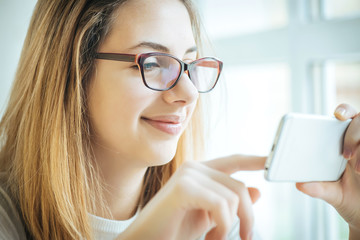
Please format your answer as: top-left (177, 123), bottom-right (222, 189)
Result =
top-left (0, 0), bottom-right (359, 240)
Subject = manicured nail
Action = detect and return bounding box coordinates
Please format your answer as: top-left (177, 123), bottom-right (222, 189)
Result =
top-left (343, 149), bottom-right (352, 160)
top-left (335, 107), bottom-right (346, 117)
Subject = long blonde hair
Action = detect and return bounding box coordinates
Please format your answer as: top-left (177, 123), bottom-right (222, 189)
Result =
top-left (0, 0), bottom-right (205, 239)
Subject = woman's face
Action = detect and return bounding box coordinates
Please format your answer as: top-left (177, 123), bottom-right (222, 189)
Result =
top-left (88, 0), bottom-right (199, 168)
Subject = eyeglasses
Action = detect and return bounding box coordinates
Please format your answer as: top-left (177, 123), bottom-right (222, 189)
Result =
top-left (95, 52), bottom-right (223, 93)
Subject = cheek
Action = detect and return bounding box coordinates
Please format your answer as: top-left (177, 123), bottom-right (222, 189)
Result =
top-left (88, 66), bottom-right (151, 144)
top-left (185, 100), bottom-right (199, 124)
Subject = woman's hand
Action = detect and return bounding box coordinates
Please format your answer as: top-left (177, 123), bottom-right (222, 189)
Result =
top-left (118, 155), bottom-right (266, 240)
top-left (296, 104), bottom-right (360, 239)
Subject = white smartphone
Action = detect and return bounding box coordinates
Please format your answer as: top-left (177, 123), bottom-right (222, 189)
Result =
top-left (264, 113), bottom-right (351, 182)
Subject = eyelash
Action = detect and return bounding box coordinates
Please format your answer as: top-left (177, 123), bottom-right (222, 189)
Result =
top-left (130, 65), bottom-right (139, 70)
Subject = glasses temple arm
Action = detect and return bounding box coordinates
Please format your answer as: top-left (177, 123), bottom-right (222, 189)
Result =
top-left (95, 53), bottom-right (136, 62)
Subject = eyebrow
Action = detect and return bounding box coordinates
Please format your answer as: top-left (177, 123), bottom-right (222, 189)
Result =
top-left (127, 41), bottom-right (197, 54)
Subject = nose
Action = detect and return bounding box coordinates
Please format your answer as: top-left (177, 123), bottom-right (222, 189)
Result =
top-left (161, 71), bottom-right (199, 106)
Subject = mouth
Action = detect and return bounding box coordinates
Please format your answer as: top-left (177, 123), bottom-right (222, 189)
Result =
top-left (141, 115), bottom-right (185, 135)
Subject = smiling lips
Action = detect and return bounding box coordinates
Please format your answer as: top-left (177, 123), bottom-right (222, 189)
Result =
top-left (142, 115), bottom-right (185, 135)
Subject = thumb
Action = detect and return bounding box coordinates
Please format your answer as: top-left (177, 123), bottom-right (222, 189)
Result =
top-left (296, 181), bottom-right (342, 207)
top-left (334, 103), bottom-right (358, 121)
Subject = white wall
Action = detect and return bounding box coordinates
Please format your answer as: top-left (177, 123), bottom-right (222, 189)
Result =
top-left (0, 0), bottom-right (37, 115)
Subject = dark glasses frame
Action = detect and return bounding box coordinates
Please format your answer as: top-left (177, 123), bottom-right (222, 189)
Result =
top-left (95, 52), bottom-right (223, 93)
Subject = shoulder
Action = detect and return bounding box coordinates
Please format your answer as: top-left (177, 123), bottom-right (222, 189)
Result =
top-left (0, 173), bottom-right (27, 240)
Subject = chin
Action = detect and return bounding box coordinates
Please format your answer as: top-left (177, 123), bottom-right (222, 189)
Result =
top-left (149, 152), bottom-right (177, 167)
top-left (146, 145), bottom-right (178, 167)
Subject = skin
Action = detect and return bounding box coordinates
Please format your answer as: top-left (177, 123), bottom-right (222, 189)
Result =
top-left (297, 104), bottom-right (360, 240)
top-left (88, 0), bottom-right (261, 240)
top-left (119, 155), bottom-right (264, 240)
top-left (87, 0), bottom-right (360, 239)
top-left (88, 0), bottom-right (199, 220)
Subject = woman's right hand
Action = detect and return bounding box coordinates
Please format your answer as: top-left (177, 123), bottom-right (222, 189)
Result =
top-left (296, 104), bottom-right (360, 239)
top-left (117, 155), bottom-right (266, 240)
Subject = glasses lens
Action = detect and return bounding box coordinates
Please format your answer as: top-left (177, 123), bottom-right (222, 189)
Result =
top-left (190, 58), bottom-right (220, 92)
top-left (142, 55), bottom-right (181, 90)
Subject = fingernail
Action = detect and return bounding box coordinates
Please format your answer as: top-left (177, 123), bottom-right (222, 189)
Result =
top-left (335, 107), bottom-right (346, 117)
top-left (343, 149), bottom-right (352, 160)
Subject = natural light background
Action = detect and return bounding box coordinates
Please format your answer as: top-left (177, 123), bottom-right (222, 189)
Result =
top-left (1, 1), bottom-right (360, 240)
top-left (196, 0), bottom-right (360, 240)
top-left (0, 0), bottom-right (38, 113)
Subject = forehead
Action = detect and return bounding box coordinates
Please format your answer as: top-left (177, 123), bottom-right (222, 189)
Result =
top-left (100, 0), bottom-right (196, 55)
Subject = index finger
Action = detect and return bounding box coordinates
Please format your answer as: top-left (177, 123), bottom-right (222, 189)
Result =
top-left (334, 104), bottom-right (360, 161)
top-left (204, 154), bottom-right (266, 175)
top-left (343, 115), bottom-right (360, 161)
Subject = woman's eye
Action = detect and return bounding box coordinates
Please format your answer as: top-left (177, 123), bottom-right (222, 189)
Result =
top-left (130, 65), bottom-right (139, 70)
top-left (143, 62), bottom-right (160, 71)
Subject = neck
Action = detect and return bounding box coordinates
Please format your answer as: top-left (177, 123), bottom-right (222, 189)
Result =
top-left (93, 143), bottom-right (147, 220)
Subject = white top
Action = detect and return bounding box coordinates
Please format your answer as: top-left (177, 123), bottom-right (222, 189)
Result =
top-left (0, 178), bottom-right (259, 240)
top-left (89, 213), bottom-right (138, 240)
top-left (90, 213), bottom-right (242, 240)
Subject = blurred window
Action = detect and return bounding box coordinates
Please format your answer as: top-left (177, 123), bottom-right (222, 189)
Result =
top-left (206, 63), bottom-right (290, 158)
top-left (323, 0), bottom-right (360, 19)
top-left (332, 61), bottom-right (360, 110)
top-left (199, 0), bottom-right (288, 39)
top-left (197, 0), bottom-right (360, 239)
top-left (313, 61), bottom-right (360, 115)
top-left (205, 63), bottom-right (292, 240)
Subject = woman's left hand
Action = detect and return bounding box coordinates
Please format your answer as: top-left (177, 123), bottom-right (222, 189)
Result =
top-left (296, 104), bottom-right (360, 239)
